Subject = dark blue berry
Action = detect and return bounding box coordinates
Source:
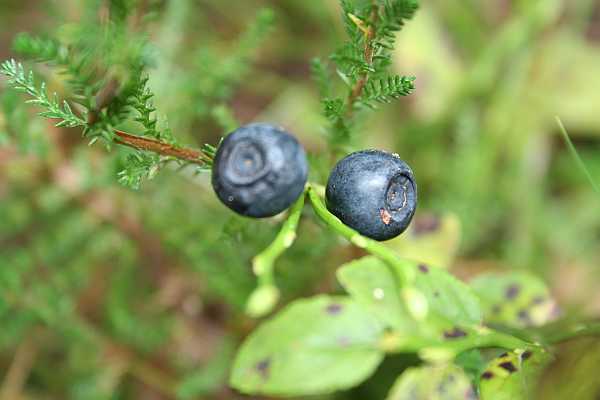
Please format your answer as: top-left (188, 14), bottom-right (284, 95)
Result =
top-left (325, 150), bottom-right (417, 241)
top-left (211, 123), bottom-right (308, 218)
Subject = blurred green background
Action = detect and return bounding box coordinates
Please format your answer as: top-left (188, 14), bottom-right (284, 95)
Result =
top-left (0, 0), bottom-right (599, 399)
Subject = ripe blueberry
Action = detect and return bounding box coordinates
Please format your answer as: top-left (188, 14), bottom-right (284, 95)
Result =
top-left (325, 150), bottom-right (417, 241)
top-left (211, 123), bottom-right (308, 218)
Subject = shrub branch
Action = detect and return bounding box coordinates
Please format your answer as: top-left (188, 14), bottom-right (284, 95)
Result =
top-left (346, 3), bottom-right (379, 116)
top-left (113, 130), bottom-right (212, 165)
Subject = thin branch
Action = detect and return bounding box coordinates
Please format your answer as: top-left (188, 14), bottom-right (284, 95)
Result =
top-left (346, 2), bottom-right (379, 117)
top-left (306, 184), bottom-right (414, 284)
top-left (87, 77), bottom-right (213, 166)
top-left (114, 130), bottom-right (212, 165)
top-left (0, 333), bottom-right (38, 400)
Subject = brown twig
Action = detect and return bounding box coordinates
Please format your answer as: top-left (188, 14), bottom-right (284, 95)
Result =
top-left (87, 77), bottom-right (121, 125)
top-left (85, 82), bottom-right (212, 165)
top-left (345, 2), bottom-right (379, 117)
top-left (114, 130), bottom-right (212, 165)
top-left (85, 75), bottom-right (212, 166)
top-left (0, 334), bottom-right (38, 400)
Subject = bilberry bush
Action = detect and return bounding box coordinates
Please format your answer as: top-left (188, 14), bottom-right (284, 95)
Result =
top-left (1, 1), bottom-right (598, 399)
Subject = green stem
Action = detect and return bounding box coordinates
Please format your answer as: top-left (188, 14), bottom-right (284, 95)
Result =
top-left (252, 193), bottom-right (305, 285)
top-left (439, 330), bottom-right (531, 354)
top-left (556, 117), bottom-right (600, 194)
top-left (380, 328), bottom-right (532, 359)
top-left (541, 321), bottom-right (600, 344)
top-left (245, 194), bottom-right (305, 317)
top-left (306, 184), bottom-right (415, 284)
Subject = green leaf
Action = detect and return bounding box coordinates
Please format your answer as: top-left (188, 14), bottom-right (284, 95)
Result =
top-left (338, 256), bottom-right (481, 335)
top-left (335, 257), bottom-right (525, 361)
top-left (455, 349), bottom-right (486, 388)
top-left (337, 256), bottom-right (412, 332)
top-left (411, 260), bottom-right (481, 329)
top-left (230, 295), bottom-right (385, 396)
top-left (386, 364), bottom-right (476, 400)
top-left (479, 348), bottom-right (551, 400)
top-left (470, 272), bottom-right (559, 328)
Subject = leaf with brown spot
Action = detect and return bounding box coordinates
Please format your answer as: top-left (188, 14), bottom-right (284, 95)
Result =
top-left (471, 272), bottom-right (559, 328)
top-left (498, 361), bottom-right (517, 373)
top-left (443, 327), bottom-right (467, 339)
top-left (386, 364), bottom-right (475, 400)
top-left (337, 256), bottom-right (482, 337)
top-left (326, 303), bottom-right (343, 315)
top-left (481, 371), bottom-right (494, 380)
top-left (230, 295), bottom-right (384, 396)
top-left (480, 349), bottom-right (551, 400)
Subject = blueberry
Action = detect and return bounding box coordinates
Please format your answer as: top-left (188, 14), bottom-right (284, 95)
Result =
top-left (211, 123), bottom-right (308, 218)
top-left (325, 150), bottom-right (417, 241)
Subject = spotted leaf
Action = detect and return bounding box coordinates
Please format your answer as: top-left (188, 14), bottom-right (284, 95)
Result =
top-left (338, 256), bottom-right (481, 337)
top-left (470, 272), bottom-right (559, 328)
top-left (336, 256), bottom-right (413, 332)
top-left (479, 348), bottom-right (551, 400)
top-left (386, 364), bottom-right (476, 400)
top-left (230, 295), bottom-right (384, 396)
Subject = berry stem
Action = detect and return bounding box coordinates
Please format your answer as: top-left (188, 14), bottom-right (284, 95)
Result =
top-left (252, 194), bottom-right (305, 284)
top-left (306, 184), bottom-right (414, 284)
top-left (245, 193), bottom-right (306, 317)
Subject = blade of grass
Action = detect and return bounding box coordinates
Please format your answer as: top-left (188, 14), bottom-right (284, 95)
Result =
top-left (555, 116), bottom-right (600, 194)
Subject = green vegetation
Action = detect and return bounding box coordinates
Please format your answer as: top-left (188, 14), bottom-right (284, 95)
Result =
top-left (1, 1), bottom-right (599, 399)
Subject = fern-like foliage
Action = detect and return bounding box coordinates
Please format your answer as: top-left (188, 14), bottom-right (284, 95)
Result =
top-left (371, 0), bottom-right (419, 77)
top-left (332, 0), bottom-right (373, 81)
top-left (313, 0), bottom-right (419, 152)
top-left (361, 75), bottom-right (416, 107)
top-left (12, 33), bottom-right (65, 63)
top-left (131, 74), bottom-right (173, 142)
top-left (377, 0), bottom-right (420, 46)
top-left (0, 60), bottom-right (86, 128)
top-left (117, 152), bottom-right (161, 190)
top-left (12, 32), bottom-right (99, 106)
